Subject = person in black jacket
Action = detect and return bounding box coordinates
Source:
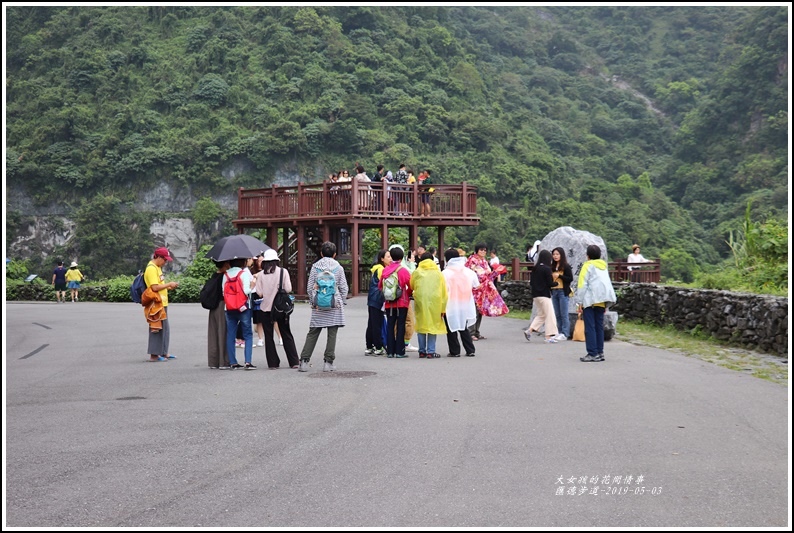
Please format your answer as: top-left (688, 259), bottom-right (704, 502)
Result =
top-left (523, 249), bottom-right (560, 343)
top-left (550, 247), bottom-right (574, 340)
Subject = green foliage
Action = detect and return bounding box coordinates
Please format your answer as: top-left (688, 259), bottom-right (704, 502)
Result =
top-left (4, 6), bottom-right (787, 287)
top-left (659, 248), bottom-right (698, 283)
top-left (105, 275), bottom-right (137, 302)
top-left (695, 268), bottom-right (744, 291)
top-left (168, 276), bottom-right (203, 303)
top-left (182, 244), bottom-right (217, 281)
top-left (191, 197), bottom-right (222, 232)
top-left (724, 201), bottom-right (788, 294)
top-left (5, 259), bottom-right (30, 279)
top-left (72, 194), bottom-right (154, 279)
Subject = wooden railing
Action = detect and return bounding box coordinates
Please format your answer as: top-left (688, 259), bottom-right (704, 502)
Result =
top-left (608, 259), bottom-right (661, 283)
top-left (237, 181), bottom-right (479, 222)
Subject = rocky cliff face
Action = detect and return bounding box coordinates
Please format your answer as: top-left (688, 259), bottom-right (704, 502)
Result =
top-left (6, 157), bottom-right (313, 272)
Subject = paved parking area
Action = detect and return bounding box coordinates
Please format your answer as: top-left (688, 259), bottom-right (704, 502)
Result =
top-left (4, 299), bottom-right (789, 527)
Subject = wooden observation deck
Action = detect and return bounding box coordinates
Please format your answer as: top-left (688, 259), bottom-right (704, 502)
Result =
top-left (233, 180), bottom-right (480, 297)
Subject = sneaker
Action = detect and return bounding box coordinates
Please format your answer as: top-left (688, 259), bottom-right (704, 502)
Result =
top-left (245, 363), bottom-right (257, 370)
top-left (323, 360), bottom-right (336, 372)
top-left (419, 352), bottom-right (427, 358)
top-left (405, 344), bottom-right (419, 352)
top-left (299, 360), bottom-right (310, 372)
top-left (544, 337), bottom-right (558, 344)
top-left (579, 354), bottom-right (602, 362)
top-left (364, 348), bottom-right (374, 356)
top-left (372, 348), bottom-right (386, 356)
top-left (230, 363), bottom-right (244, 370)
top-left (554, 333), bottom-right (568, 341)
top-left (219, 366), bottom-right (230, 370)
top-left (386, 354), bottom-right (395, 358)
top-left (395, 353), bottom-right (408, 358)
top-left (430, 353), bottom-right (441, 358)
top-left (256, 339), bottom-right (264, 347)
top-left (447, 353), bottom-right (461, 357)
top-left (523, 329), bottom-right (532, 341)
top-left (209, 366), bottom-right (219, 369)
top-left (597, 353), bottom-right (605, 361)
top-left (465, 353), bottom-right (476, 357)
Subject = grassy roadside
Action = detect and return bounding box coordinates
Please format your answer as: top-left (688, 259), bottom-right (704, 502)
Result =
top-left (503, 310), bottom-right (788, 385)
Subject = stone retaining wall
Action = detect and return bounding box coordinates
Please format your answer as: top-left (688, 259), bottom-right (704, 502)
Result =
top-left (498, 281), bottom-right (788, 356)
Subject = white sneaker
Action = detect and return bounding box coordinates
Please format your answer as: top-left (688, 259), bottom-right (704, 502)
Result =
top-left (405, 344), bottom-right (419, 352)
top-left (555, 333), bottom-right (567, 341)
top-left (256, 339), bottom-right (264, 347)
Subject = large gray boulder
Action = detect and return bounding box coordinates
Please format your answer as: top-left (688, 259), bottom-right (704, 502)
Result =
top-left (528, 226), bottom-right (618, 339)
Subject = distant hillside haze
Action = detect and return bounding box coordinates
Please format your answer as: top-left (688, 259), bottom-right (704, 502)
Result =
top-left (5, 6), bottom-right (787, 279)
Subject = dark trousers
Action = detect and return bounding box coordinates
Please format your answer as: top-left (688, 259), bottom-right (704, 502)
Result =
top-left (468, 311), bottom-right (483, 337)
top-left (147, 308), bottom-right (170, 356)
top-left (300, 326), bottom-right (339, 362)
top-left (366, 306), bottom-right (386, 350)
top-left (386, 306), bottom-right (408, 356)
top-left (445, 316), bottom-right (476, 356)
top-left (583, 306), bottom-right (605, 357)
top-left (263, 312), bottom-right (300, 368)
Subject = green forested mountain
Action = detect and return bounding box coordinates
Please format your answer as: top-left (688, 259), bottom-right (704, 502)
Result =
top-left (5, 6), bottom-right (788, 279)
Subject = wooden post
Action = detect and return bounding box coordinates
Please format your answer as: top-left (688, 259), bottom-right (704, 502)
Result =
top-left (382, 223), bottom-right (389, 251)
top-left (267, 227), bottom-right (277, 251)
top-left (412, 182), bottom-right (418, 217)
top-left (461, 182), bottom-right (468, 218)
top-left (511, 257), bottom-right (520, 281)
top-left (297, 225), bottom-right (307, 297)
top-left (409, 224), bottom-right (418, 253)
top-left (281, 227), bottom-right (289, 262)
top-left (438, 226), bottom-right (446, 269)
top-left (351, 221), bottom-right (359, 297)
top-left (323, 180), bottom-right (328, 217)
top-left (351, 178), bottom-right (359, 215)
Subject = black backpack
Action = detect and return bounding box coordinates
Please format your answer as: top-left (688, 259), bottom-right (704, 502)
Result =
top-left (130, 269), bottom-right (147, 304)
top-left (271, 268), bottom-right (294, 321)
top-left (199, 272), bottom-right (224, 310)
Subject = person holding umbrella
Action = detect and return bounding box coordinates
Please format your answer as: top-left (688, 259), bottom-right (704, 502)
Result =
top-left (223, 257), bottom-right (256, 370)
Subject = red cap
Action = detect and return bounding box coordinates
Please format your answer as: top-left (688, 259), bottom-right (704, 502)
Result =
top-left (154, 247), bottom-right (173, 261)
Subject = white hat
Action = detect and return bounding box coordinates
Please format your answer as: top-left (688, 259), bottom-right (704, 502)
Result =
top-left (70, 261), bottom-right (78, 268)
top-left (262, 249), bottom-right (279, 261)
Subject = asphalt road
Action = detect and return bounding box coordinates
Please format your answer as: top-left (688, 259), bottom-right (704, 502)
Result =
top-left (4, 299), bottom-right (789, 528)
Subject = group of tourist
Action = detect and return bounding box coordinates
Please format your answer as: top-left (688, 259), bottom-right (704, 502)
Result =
top-left (327, 163), bottom-right (435, 216)
top-left (139, 237), bottom-right (616, 368)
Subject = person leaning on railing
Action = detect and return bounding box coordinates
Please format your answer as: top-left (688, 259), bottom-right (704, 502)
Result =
top-left (627, 244), bottom-right (651, 282)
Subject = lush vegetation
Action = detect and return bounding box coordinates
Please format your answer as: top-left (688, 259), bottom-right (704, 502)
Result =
top-left (5, 6), bottom-right (788, 292)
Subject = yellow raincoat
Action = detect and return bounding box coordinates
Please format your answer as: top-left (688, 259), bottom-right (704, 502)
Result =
top-left (409, 259), bottom-right (448, 335)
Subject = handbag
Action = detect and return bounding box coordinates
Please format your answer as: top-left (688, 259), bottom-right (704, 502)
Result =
top-left (271, 268), bottom-right (294, 321)
top-left (572, 311), bottom-right (586, 342)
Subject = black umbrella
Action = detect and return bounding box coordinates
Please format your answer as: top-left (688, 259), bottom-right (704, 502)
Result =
top-left (205, 234), bottom-right (271, 261)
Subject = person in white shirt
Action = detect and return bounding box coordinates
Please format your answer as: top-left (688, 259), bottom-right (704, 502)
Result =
top-left (627, 244), bottom-right (651, 282)
top-left (489, 250), bottom-right (504, 282)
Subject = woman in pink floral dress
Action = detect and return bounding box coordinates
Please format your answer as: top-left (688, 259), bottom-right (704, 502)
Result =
top-left (465, 244), bottom-right (509, 340)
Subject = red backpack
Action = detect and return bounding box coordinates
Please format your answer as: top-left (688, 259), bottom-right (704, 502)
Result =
top-left (223, 270), bottom-right (249, 312)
